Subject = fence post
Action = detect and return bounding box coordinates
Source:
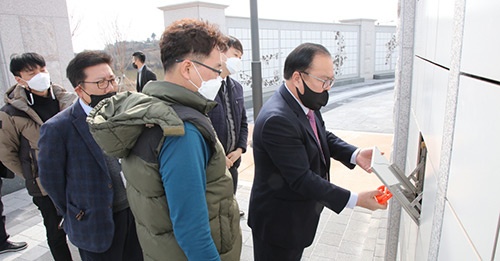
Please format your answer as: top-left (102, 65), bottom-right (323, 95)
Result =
top-left (340, 19), bottom-right (376, 81)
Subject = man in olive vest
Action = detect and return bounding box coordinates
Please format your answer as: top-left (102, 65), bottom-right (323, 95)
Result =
top-left (88, 19), bottom-right (242, 261)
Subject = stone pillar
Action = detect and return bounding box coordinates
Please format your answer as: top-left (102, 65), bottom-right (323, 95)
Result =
top-left (386, 0), bottom-right (417, 260)
top-left (340, 18), bottom-right (376, 80)
top-left (158, 1), bottom-right (228, 33)
top-left (0, 0), bottom-right (74, 98)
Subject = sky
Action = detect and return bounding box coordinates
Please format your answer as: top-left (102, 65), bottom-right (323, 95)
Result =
top-left (67, 0), bottom-right (398, 52)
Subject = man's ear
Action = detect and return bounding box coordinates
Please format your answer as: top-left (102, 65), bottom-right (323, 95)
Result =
top-left (74, 85), bottom-right (85, 99)
top-left (14, 76), bottom-right (25, 86)
top-left (292, 71), bottom-right (304, 94)
top-left (178, 60), bottom-right (192, 80)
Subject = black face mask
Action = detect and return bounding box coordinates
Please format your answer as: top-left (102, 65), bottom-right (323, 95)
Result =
top-left (89, 92), bottom-right (116, 107)
top-left (132, 63), bottom-right (138, 69)
top-left (296, 78), bottom-right (329, 110)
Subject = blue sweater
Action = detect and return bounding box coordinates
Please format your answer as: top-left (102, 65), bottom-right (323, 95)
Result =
top-left (159, 122), bottom-right (220, 261)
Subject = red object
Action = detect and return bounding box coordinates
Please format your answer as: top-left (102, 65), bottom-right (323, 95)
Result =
top-left (376, 185), bottom-right (393, 204)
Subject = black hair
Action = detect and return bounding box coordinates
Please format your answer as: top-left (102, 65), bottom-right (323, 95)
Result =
top-left (9, 52), bottom-right (46, 77)
top-left (226, 35), bottom-right (243, 54)
top-left (66, 50), bottom-right (112, 87)
top-left (283, 43), bottom-right (331, 80)
top-left (132, 51), bottom-right (146, 63)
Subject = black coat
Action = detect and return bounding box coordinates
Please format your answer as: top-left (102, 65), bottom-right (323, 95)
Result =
top-left (248, 84), bottom-right (357, 249)
top-left (207, 77), bottom-right (248, 165)
top-left (136, 65), bottom-right (157, 92)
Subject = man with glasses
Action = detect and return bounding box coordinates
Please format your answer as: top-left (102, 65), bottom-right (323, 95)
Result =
top-left (87, 19), bottom-right (242, 260)
top-left (38, 51), bottom-right (143, 260)
top-left (248, 43), bottom-right (387, 260)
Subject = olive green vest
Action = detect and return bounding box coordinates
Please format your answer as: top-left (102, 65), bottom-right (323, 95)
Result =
top-left (88, 82), bottom-right (242, 261)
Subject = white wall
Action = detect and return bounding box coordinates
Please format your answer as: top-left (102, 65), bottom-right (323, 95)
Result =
top-left (396, 0), bottom-right (500, 260)
top-left (0, 0), bottom-right (74, 95)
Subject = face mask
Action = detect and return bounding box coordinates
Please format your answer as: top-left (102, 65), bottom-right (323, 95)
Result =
top-left (189, 64), bottom-right (222, 100)
top-left (89, 92), bottom-right (116, 107)
top-left (225, 57), bottom-right (243, 75)
top-left (25, 72), bottom-right (51, 92)
top-left (296, 78), bottom-right (329, 111)
top-left (132, 63), bottom-right (138, 69)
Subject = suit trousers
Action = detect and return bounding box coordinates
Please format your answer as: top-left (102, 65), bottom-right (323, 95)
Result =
top-left (32, 195), bottom-right (72, 261)
top-left (252, 230), bottom-right (304, 261)
top-left (78, 208), bottom-right (143, 261)
top-left (0, 178), bottom-right (8, 246)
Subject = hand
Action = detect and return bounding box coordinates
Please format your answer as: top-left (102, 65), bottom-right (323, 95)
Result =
top-left (356, 147), bottom-right (384, 173)
top-left (225, 157), bottom-right (233, 169)
top-left (356, 190), bottom-right (388, 211)
top-left (227, 148), bottom-right (243, 165)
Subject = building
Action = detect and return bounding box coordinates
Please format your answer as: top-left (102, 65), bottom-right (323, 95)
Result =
top-left (0, 0), bottom-right (74, 95)
top-left (389, 0), bottom-right (500, 260)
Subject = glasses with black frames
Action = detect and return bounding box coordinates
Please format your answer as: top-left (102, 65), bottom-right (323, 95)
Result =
top-left (176, 59), bottom-right (222, 75)
top-left (300, 71), bottom-right (335, 89)
top-left (80, 77), bottom-right (120, 89)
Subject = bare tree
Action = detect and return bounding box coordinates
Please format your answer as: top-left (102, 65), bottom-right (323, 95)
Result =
top-left (68, 7), bottom-right (83, 38)
top-left (101, 17), bottom-right (134, 91)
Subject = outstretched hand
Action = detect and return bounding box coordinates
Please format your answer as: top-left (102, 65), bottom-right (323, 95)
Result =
top-left (356, 148), bottom-right (374, 173)
top-left (356, 190), bottom-right (388, 211)
top-left (356, 147), bottom-right (385, 173)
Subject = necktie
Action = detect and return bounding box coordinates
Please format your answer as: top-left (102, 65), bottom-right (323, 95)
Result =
top-left (307, 110), bottom-right (326, 164)
top-left (307, 110), bottom-right (320, 143)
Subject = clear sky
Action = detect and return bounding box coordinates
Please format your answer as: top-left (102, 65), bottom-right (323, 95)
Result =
top-left (67, 0), bottom-right (398, 52)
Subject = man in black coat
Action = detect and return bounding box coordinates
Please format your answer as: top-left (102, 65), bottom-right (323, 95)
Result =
top-left (132, 51), bottom-right (157, 92)
top-left (248, 43), bottom-right (388, 260)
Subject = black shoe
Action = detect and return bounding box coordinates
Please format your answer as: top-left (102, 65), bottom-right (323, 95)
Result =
top-left (239, 210), bottom-right (245, 217)
top-left (0, 240), bottom-right (28, 254)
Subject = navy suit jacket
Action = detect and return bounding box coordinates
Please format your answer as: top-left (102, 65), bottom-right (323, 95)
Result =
top-left (38, 101), bottom-right (115, 253)
top-left (248, 84), bottom-right (357, 249)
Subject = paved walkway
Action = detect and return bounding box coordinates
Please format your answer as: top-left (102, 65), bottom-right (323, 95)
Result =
top-left (1, 80), bottom-right (395, 260)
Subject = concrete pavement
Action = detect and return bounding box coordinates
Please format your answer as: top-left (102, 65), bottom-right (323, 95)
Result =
top-left (1, 79), bottom-right (395, 260)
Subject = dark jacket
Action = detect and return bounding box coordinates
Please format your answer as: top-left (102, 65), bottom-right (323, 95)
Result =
top-left (0, 84), bottom-right (75, 196)
top-left (136, 65), bottom-right (157, 92)
top-left (207, 77), bottom-right (248, 167)
top-left (248, 84), bottom-right (357, 249)
top-left (38, 101), bottom-right (116, 252)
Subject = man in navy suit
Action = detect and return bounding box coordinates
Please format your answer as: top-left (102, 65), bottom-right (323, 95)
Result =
top-left (248, 43), bottom-right (387, 260)
top-left (38, 51), bottom-right (143, 260)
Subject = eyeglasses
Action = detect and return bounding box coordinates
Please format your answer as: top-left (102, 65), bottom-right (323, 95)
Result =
top-left (176, 59), bottom-right (222, 75)
top-left (300, 71), bottom-right (335, 89)
top-left (80, 78), bottom-right (120, 89)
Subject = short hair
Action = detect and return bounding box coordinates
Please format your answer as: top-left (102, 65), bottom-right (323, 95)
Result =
top-left (226, 35), bottom-right (243, 54)
top-left (132, 51), bottom-right (146, 63)
top-left (9, 52), bottom-right (46, 77)
top-left (283, 43), bottom-right (331, 80)
top-left (66, 51), bottom-right (112, 87)
top-left (159, 18), bottom-right (225, 72)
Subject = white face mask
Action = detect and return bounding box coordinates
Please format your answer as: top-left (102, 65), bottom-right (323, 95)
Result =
top-left (225, 57), bottom-right (243, 75)
top-left (189, 64), bottom-right (222, 100)
top-left (25, 72), bottom-right (51, 92)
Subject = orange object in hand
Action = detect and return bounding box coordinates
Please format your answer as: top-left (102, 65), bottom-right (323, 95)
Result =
top-left (376, 185), bottom-right (393, 204)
